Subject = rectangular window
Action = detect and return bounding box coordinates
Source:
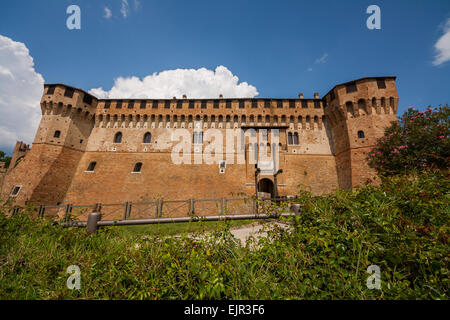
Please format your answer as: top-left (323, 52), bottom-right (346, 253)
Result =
top-left (330, 91), bottom-right (335, 101)
top-left (314, 100), bottom-right (321, 108)
top-left (47, 85), bottom-right (56, 95)
top-left (165, 100), bottom-right (171, 109)
top-left (10, 185), bottom-right (21, 197)
top-left (116, 100), bottom-right (122, 109)
top-left (213, 100), bottom-right (219, 109)
top-left (188, 101), bottom-right (194, 109)
top-left (201, 101), bottom-right (207, 109)
top-left (252, 100), bottom-right (257, 108)
top-left (264, 100), bottom-right (271, 108)
top-left (64, 87), bottom-right (74, 98)
top-left (377, 79), bottom-right (386, 89)
top-left (301, 100), bottom-right (308, 108)
top-left (178, 100), bottom-right (184, 109)
top-left (140, 100), bottom-right (146, 109)
top-left (152, 100), bottom-right (158, 109)
top-left (289, 100), bottom-right (296, 108)
top-left (128, 100), bottom-right (134, 109)
top-left (277, 100), bottom-right (283, 108)
top-left (239, 100), bottom-right (245, 109)
top-left (83, 94), bottom-right (93, 105)
top-left (346, 82), bottom-right (357, 93)
top-left (226, 100), bottom-right (231, 108)
top-left (104, 101), bottom-right (110, 109)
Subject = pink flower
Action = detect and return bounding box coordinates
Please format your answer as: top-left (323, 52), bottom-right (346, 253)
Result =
top-left (376, 152), bottom-right (382, 155)
top-left (370, 153), bottom-right (375, 157)
top-left (392, 149), bottom-right (400, 154)
top-left (439, 136), bottom-right (444, 139)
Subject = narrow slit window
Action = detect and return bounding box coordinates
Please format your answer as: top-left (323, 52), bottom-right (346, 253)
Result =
top-left (288, 132), bottom-right (293, 145)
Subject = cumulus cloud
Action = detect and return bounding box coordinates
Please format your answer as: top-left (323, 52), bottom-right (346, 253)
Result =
top-left (89, 66), bottom-right (259, 99)
top-left (433, 18), bottom-right (450, 66)
top-left (104, 7), bottom-right (112, 19)
top-left (0, 35), bottom-right (44, 154)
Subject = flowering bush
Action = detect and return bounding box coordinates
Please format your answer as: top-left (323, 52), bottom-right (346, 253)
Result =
top-left (368, 105), bottom-right (449, 175)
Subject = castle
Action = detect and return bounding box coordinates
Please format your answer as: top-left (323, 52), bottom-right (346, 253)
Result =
top-left (0, 76), bottom-right (398, 206)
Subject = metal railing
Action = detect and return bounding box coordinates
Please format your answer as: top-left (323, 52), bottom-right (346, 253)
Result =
top-left (7, 196), bottom-right (300, 229)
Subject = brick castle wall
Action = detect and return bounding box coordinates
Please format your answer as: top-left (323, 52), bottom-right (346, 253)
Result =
top-left (1, 76), bottom-right (398, 206)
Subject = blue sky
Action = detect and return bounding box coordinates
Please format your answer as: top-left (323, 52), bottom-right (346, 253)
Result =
top-left (0, 0), bottom-right (450, 153)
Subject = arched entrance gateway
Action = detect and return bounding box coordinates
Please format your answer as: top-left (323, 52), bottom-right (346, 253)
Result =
top-left (257, 178), bottom-right (274, 199)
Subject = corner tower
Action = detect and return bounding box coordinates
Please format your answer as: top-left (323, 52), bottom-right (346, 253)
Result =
top-left (323, 77), bottom-right (398, 189)
top-left (1, 84), bottom-right (98, 205)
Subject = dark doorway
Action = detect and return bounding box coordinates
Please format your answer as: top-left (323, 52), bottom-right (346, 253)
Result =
top-left (258, 178), bottom-right (274, 198)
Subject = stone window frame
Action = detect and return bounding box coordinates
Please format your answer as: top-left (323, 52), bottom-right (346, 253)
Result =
top-left (54, 130), bottom-right (61, 138)
top-left (114, 132), bottom-right (123, 144)
top-left (85, 161), bottom-right (97, 173)
top-left (143, 132), bottom-right (152, 144)
top-left (357, 130), bottom-right (365, 139)
top-left (10, 185), bottom-right (22, 197)
top-left (132, 162), bottom-right (143, 173)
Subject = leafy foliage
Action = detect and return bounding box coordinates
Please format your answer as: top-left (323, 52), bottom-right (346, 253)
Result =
top-left (0, 150), bottom-right (11, 168)
top-left (367, 105), bottom-right (449, 175)
top-left (0, 171), bottom-right (448, 299)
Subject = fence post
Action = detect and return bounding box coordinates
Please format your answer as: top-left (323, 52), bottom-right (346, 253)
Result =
top-left (128, 201), bottom-right (133, 218)
top-left (220, 198), bottom-right (224, 216)
top-left (87, 211), bottom-right (102, 234)
top-left (190, 199), bottom-right (194, 217)
top-left (159, 199), bottom-right (163, 218)
top-left (38, 205), bottom-right (44, 218)
top-left (122, 202), bottom-right (128, 220)
top-left (64, 204), bottom-right (72, 222)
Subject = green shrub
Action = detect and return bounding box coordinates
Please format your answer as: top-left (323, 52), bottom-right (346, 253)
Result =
top-left (367, 105), bottom-right (449, 175)
top-left (0, 171), bottom-right (448, 299)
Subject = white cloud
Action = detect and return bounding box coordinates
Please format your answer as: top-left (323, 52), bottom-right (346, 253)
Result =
top-left (104, 7), bottom-right (112, 19)
top-left (0, 35), bottom-right (44, 153)
top-left (89, 66), bottom-right (259, 99)
top-left (120, 0), bottom-right (129, 18)
top-left (433, 18), bottom-right (450, 66)
top-left (315, 53), bottom-right (328, 64)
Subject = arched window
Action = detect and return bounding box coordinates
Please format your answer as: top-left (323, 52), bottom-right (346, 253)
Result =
top-left (133, 162), bottom-right (143, 173)
top-left (54, 130), bottom-right (61, 138)
top-left (86, 161), bottom-right (97, 172)
top-left (381, 97), bottom-right (386, 107)
top-left (390, 97), bottom-right (395, 107)
top-left (143, 132), bottom-right (151, 144)
top-left (358, 130), bottom-right (365, 139)
top-left (288, 132), bottom-right (293, 145)
top-left (293, 133), bottom-right (299, 145)
top-left (114, 132), bottom-right (122, 143)
top-left (372, 97), bottom-right (377, 107)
